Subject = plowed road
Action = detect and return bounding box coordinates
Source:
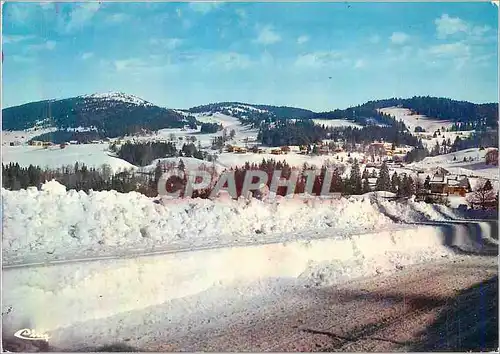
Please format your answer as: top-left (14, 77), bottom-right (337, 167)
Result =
top-left (144, 256), bottom-right (498, 352)
top-left (4, 256), bottom-right (497, 352)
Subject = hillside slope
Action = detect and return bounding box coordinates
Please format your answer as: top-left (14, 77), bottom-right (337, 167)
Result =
top-left (314, 97), bottom-right (498, 130)
top-left (2, 92), bottom-right (198, 140)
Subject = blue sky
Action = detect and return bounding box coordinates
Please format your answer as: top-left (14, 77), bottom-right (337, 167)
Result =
top-left (2, 2), bottom-right (498, 111)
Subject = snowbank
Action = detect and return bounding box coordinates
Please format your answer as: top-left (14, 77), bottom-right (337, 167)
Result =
top-left (374, 195), bottom-right (498, 222)
top-left (3, 181), bottom-right (394, 264)
top-left (4, 181), bottom-right (497, 265)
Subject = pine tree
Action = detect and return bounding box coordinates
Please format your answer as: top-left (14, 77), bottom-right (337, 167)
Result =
top-left (399, 175), bottom-right (416, 197)
top-left (330, 168), bottom-right (343, 193)
top-left (349, 159), bottom-right (362, 195)
top-left (424, 175), bottom-right (431, 190)
top-left (431, 141), bottom-right (440, 156)
top-left (407, 176), bottom-right (415, 196)
top-left (375, 162), bottom-right (391, 191)
top-left (362, 168), bottom-right (369, 180)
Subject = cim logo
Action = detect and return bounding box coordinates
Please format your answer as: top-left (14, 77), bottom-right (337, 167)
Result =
top-left (13, 328), bottom-right (50, 342)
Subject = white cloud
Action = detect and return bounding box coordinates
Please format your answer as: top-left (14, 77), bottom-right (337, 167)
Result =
top-left (425, 42), bottom-right (471, 70)
top-left (473, 53), bottom-right (495, 65)
top-left (297, 35), bottom-right (309, 45)
top-left (427, 42), bottom-right (470, 58)
top-left (9, 55), bottom-right (35, 63)
top-left (354, 59), bottom-right (365, 69)
top-left (27, 40), bottom-right (56, 52)
top-left (6, 3), bottom-right (33, 23)
top-left (434, 14), bottom-right (493, 44)
top-left (369, 34), bottom-right (381, 44)
top-left (107, 56), bottom-right (179, 76)
top-left (235, 9), bottom-right (247, 19)
top-left (113, 58), bottom-right (148, 72)
top-left (81, 52), bottom-right (94, 60)
top-left (435, 14), bottom-right (469, 38)
top-left (390, 32), bottom-right (410, 45)
top-left (254, 25), bottom-right (281, 45)
top-left (106, 13), bottom-right (129, 24)
top-left (39, 2), bottom-right (54, 10)
top-left (210, 52), bottom-right (253, 70)
top-left (150, 38), bottom-right (183, 50)
top-left (3, 35), bottom-right (35, 44)
top-left (188, 2), bottom-right (222, 15)
top-left (295, 51), bottom-right (346, 68)
top-left (63, 3), bottom-right (101, 33)
top-left (386, 46), bottom-right (413, 62)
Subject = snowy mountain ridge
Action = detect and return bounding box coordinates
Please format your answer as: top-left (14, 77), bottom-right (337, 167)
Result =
top-left (80, 92), bottom-right (155, 107)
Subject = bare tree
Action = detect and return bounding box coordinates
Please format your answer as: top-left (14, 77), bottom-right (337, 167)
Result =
top-left (466, 178), bottom-right (496, 210)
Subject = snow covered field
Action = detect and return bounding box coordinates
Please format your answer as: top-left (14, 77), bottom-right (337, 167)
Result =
top-left (408, 148), bottom-right (499, 189)
top-left (2, 128), bottom-right (58, 146)
top-left (379, 107), bottom-right (455, 133)
top-left (312, 119), bottom-right (363, 128)
top-left (130, 112), bottom-right (260, 150)
top-left (2, 144), bottom-right (136, 174)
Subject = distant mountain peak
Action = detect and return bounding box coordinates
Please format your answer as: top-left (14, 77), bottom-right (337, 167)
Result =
top-left (80, 91), bottom-right (154, 106)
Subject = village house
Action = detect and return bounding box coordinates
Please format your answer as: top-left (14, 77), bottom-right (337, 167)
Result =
top-left (427, 167), bottom-right (471, 196)
top-left (28, 140), bottom-right (45, 146)
top-left (485, 148), bottom-right (498, 166)
top-left (444, 175), bottom-right (471, 196)
top-left (280, 146), bottom-right (291, 154)
top-left (318, 146), bottom-right (329, 155)
top-left (233, 146), bottom-right (247, 153)
top-left (429, 175), bottom-right (447, 194)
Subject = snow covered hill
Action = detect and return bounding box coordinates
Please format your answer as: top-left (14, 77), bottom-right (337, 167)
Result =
top-left (378, 107), bottom-right (455, 133)
top-left (1, 92), bottom-right (195, 140)
top-left (2, 144), bottom-right (136, 174)
top-left (187, 102), bottom-right (314, 120)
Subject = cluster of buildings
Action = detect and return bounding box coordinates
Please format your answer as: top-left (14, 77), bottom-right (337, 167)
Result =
top-left (427, 168), bottom-right (471, 197)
